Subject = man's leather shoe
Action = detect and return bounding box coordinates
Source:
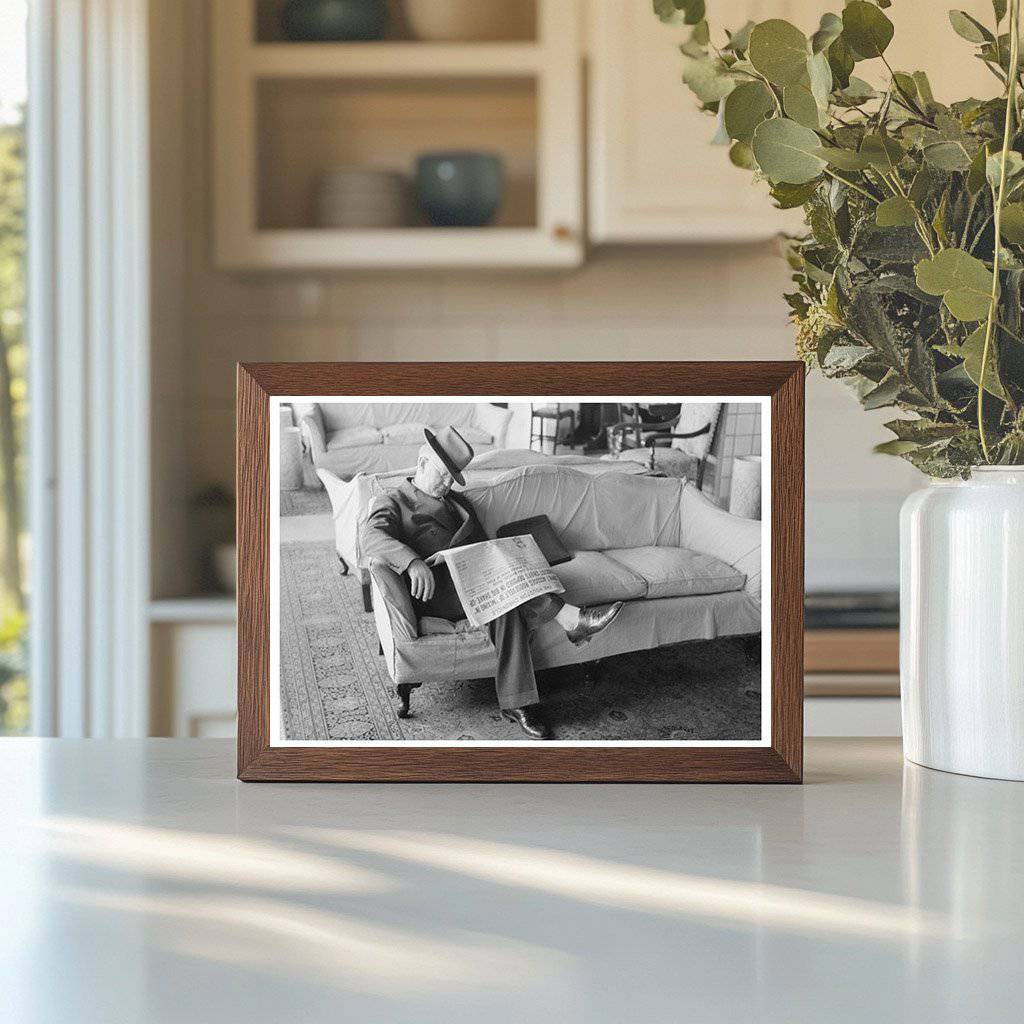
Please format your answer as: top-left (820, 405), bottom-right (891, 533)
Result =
top-left (502, 704), bottom-right (552, 739)
top-left (565, 601), bottom-right (624, 646)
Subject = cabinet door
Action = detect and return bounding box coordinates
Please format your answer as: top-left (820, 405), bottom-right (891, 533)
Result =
top-left (589, 1), bottom-right (814, 243)
top-left (588, 1), bottom-right (1002, 245)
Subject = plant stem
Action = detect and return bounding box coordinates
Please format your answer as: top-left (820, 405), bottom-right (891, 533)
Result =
top-left (821, 167), bottom-right (879, 203)
top-left (979, 0), bottom-right (1021, 463)
top-left (880, 54), bottom-right (929, 119)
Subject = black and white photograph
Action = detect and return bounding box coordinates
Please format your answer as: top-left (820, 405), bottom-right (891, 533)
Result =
top-left (270, 397), bottom-right (769, 745)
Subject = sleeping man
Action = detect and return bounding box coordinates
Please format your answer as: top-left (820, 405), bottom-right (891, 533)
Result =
top-left (359, 426), bottom-right (622, 739)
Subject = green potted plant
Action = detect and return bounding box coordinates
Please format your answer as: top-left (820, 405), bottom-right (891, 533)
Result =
top-left (659, 0), bottom-right (1024, 779)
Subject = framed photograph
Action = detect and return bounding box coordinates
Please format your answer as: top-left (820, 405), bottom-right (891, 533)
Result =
top-left (237, 362), bottom-right (804, 782)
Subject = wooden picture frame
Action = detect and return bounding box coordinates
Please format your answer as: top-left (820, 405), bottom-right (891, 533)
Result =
top-left (237, 362), bottom-right (804, 782)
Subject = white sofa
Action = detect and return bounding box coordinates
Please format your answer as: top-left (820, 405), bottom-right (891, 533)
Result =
top-left (317, 448), bottom-right (649, 591)
top-left (295, 401), bottom-right (514, 481)
top-left (368, 464), bottom-right (762, 720)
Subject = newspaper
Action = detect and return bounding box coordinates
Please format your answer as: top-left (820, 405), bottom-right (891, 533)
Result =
top-left (431, 534), bottom-right (565, 628)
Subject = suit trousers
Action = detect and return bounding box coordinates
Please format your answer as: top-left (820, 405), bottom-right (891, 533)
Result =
top-left (414, 565), bottom-right (563, 709)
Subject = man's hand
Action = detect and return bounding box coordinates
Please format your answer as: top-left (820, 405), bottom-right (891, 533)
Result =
top-left (407, 559), bottom-right (435, 602)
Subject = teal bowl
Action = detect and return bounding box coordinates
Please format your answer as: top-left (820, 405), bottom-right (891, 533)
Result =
top-left (415, 152), bottom-right (505, 228)
top-left (281, 0), bottom-right (388, 42)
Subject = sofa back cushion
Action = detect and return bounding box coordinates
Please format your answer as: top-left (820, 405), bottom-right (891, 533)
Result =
top-left (294, 401), bottom-right (481, 434)
top-left (465, 465), bottom-right (684, 550)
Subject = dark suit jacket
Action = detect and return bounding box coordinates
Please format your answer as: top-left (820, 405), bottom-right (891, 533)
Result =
top-left (360, 479), bottom-right (487, 620)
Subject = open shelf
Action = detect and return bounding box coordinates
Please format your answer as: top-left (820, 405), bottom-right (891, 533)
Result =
top-left (213, 0), bottom-right (581, 268)
top-left (254, 0), bottom-right (538, 45)
top-left (257, 76), bottom-right (537, 232)
top-left (249, 42), bottom-right (544, 78)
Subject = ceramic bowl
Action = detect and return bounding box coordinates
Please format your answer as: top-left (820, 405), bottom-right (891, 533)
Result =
top-left (415, 152), bottom-right (505, 227)
top-left (403, 0), bottom-right (534, 42)
top-left (281, 0), bottom-right (388, 42)
top-left (314, 168), bottom-right (409, 228)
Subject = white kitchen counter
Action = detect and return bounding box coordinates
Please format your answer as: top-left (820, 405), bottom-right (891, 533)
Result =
top-left (1, 738), bottom-right (1021, 1023)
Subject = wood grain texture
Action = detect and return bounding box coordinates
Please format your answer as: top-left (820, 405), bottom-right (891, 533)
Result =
top-left (237, 361), bottom-right (805, 783)
top-left (804, 629), bottom-right (899, 674)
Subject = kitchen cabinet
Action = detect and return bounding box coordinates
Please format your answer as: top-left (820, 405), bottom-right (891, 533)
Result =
top-left (587, 0), bottom-right (998, 244)
top-left (212, 0), bottom-right (583, 269)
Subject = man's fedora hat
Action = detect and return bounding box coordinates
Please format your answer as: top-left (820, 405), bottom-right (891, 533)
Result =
top-left (423, 426), bottom-right (475, 486)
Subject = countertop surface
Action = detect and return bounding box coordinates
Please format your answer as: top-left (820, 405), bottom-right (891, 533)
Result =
top-left (2, 738), bottom-right (1022, 1023)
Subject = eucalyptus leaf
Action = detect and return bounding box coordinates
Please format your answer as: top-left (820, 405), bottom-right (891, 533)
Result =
top-left (842, 1), bottom-right (895, 60)
top-left (959, 324), bottom-right (1007, 398)
top-left (724, 20), bottom-right (755, 53)
top-left (892, 72), bottom-right (920, 102)
top-left (912, 71), bottom-right (935, 105)
top-left (862, 374), bottom-right (902, 410)
top-left (814, 146), bottom-right (872, 171)
top-left (874, 438), bottom-right (921, 455)
top-left (654, 0), bottom-right (705, 25)
top-left (748, 19), bottom-right (810, 87)
top-left (690, 19), bottom-right (710, 46)
top-left (884, 418), bottom-right (963, 443)
top-left (723, 81), bottom-right (775, 144)
top-left (999, 202), bottom-right (1024, 242)
top-left (836, 76), bottom-right (878, 105)
top-left (711, 106), bottom-right (731, 145)
top-left (783, 83), bottom-right (823, 129)
top-left (923, 141), bottom-right (973, 171)
top-left (729, 140), bottom-right (758, 170)
top-left (915, 249), bottom-right (994, 321)
top-left (909, 165), bottom-right (936, 205)
top-left (860, 133), bottom-right (905, 173)
top-left (948, 10), bottom-right (993, 44)
top-left (770, 179), bottom-right (821, 209)
top-left (986, 150), bottom-right (1024, 190)
top-left (752, 117), bottom-right (827, 184)
top-left (875, 196), bottom-right (918, 228)
top-left (807, 51), bottom-right (833, 111)
top-left (810, 12), bottom-right (843, 54)
top-left (827, 35), bottom-right (855, 90)
top-left (681, 55), bottom-right (737, 103)
top-left (681, 0), bottom-right (705, 26)
top-left (822, 342), bottom-right (874, 373)
top-left (967, 143), bottom-right (993, 193)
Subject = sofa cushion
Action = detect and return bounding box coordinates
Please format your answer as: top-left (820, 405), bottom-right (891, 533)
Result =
top-left (603, 546), bottom-right (744, 600)
top-left (457, 425), bottom-right (493, 445)
top-left (327, 426), bottom-right (382, 450)
top-left (551, 550), bottom-right (647, 606)
top-left (466, 465), bottom-right (685, 551)
top-left (380, 422), bottom-right (428, 445)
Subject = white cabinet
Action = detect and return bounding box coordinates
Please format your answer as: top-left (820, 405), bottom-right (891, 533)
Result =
top-left (586, 0), bottom-right (997, 244)
top-left (212, 0), bottom-right (584, 269)
top-left (588, 1), bottom-right (813, 243)
top-left (150, 601), bottom-right (237, 738)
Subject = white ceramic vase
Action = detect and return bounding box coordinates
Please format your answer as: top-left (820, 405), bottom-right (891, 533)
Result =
top-left (900, 467), bottom-right (1024, 781)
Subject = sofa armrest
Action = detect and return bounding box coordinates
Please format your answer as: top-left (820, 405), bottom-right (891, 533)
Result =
top-left (300, 409), bottom-right (326, 460)
top-left (679, 485), bottom-right (762, 601)
top-left (369, 563), bottom-right (419, 646)
top-left (474, 403), bottom-right (514, 448)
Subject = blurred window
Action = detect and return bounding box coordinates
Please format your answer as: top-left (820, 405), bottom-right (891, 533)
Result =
top-left (0, 0), bottom-right (28, 734)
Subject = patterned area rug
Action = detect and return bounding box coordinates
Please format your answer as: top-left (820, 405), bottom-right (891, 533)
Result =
top-left (280, 488), bottom-right (332, 518)
top-left (278, 540), bottom-right (762, 742)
